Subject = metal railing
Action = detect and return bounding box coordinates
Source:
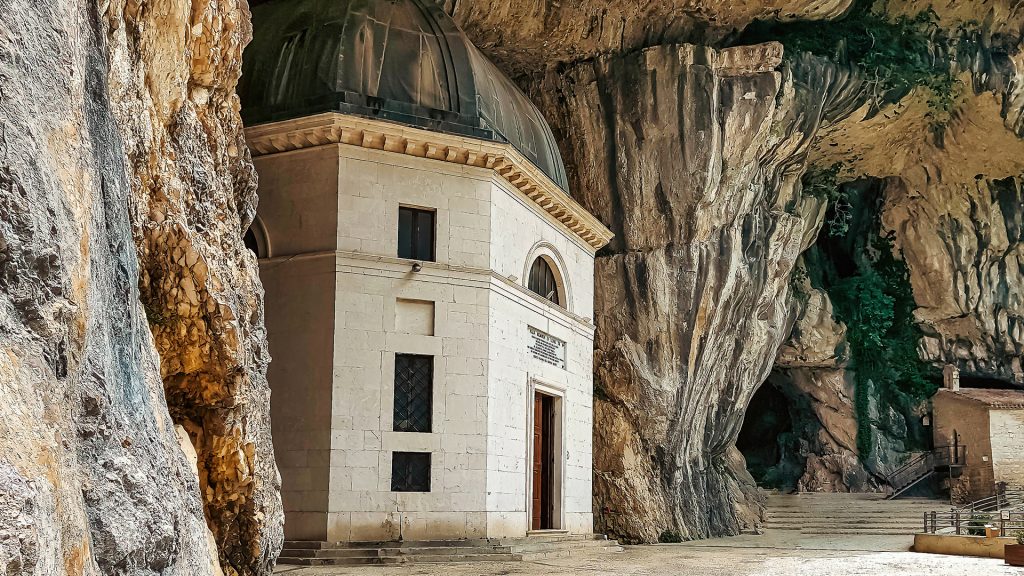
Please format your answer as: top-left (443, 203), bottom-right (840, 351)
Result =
top-left (886, 445), bottom-right (966, 496)
top-left (922, 488), bottom-right (1024, 535)
top-left (923, 510), bottom-right (1024, 536)
top-left (933, 445), bottom-right (967, 468)
top-left (886, 452), bottom-right (932, 491)
top-left (957, 488), bottom-right (1024, 514)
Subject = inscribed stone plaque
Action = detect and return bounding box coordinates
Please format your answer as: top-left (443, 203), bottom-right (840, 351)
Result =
top-left (528, 326), bottom-right (566, 370)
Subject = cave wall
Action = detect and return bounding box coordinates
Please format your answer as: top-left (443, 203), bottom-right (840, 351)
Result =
top-left (764, 159), bottom-right (1024, 496)
top-left (885, 175), bottom-right (1024, 383)
top-left (529, 44), bottom-right (878, 542)
top-left (0, 1), bottom-right (282, 574)
top-left (504, 3), bottom-right (1024, 541)
top-left (444, 0), bottom-right (851, 77)
top-left (770, 276), bottom-right (881, 492)
top-left (4, 0), bottom-right (1024, 564)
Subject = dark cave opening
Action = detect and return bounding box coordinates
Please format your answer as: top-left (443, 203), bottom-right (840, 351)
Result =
top-left (737, 381), bottom-right (806, 491)
top-left (961, 375), bottom-right (1022, 390)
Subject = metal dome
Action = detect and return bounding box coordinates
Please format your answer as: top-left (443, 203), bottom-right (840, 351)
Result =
top-left (239, 0), bottom-right (569, 191)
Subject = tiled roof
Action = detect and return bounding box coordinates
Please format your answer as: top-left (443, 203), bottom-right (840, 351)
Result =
top-left (946, 388), bottom-right (1024, 409)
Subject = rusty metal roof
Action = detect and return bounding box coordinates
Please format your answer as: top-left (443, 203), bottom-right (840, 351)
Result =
top-left (239, 0), bottom-right (569, 192)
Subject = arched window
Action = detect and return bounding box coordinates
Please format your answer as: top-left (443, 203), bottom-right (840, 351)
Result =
top-left (244, 215), bottom-right (270, 259)
top-left (244, 228), bottom-right (261, 256)
top-left (528, 257), bottom-right (560, 306)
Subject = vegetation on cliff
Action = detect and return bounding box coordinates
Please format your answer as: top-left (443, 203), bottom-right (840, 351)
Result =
top-left (803, 177), bottom-right (938, 459)
top-left (740, 1), bottom-right (966, 132)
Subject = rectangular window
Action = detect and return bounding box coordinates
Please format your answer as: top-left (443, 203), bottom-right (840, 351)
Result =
top-left (398, 206), bottom-right (435, 261)
top-left (393, 354), bottom-right (433, 433)
top-left (391, 452), bottom-right (431, 492)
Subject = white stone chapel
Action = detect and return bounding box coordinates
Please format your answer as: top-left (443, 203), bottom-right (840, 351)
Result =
top-left (238, 0), bottom-right (613, 543)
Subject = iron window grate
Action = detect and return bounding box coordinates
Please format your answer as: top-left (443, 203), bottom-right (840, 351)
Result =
top-left (391, 452), bottom-right (431, 492)
top-left (394, 354), bottom-right (433, 433)
top-left (528, 257), bottom-right (560, 306)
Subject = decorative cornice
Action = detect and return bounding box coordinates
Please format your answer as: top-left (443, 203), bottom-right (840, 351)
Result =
top-left (244, 113), bottom-right (614, 251)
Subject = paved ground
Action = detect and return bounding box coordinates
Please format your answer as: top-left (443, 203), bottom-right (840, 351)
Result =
top-left (273, 532), bottom-right (1019, 575)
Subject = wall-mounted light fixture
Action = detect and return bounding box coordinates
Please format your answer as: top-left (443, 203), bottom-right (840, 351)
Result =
top-left (411, 262), bottom-right (423, 273)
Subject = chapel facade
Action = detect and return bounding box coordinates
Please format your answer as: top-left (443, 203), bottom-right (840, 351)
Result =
top-left (238, 0), bottom-right (612, 543)
top-left (932, 368), bottom-right (1024, 502)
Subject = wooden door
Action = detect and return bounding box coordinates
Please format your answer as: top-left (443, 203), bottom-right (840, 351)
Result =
top-left (532, 393), bottom-right (543, 530)
top-left (540, 395), bottom-right (554, 529)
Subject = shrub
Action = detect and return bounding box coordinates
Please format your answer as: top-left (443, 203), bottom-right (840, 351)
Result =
top-left (965, 514), bottom-right (991, 536)
top-left (810, 190), bottom-right (940, 458)
top-left (802, 163), bottom-right (852, 237)
top-left (1016, 530), bottom-right (1024, 545)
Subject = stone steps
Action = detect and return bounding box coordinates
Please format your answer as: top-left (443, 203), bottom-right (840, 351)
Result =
top-left (767, 524), bottom-right (925, 534)
top-left (282, 532), bottom-right (604, 550)
top-left (277, 534), bottom-right (622, 566)
top-left (763, 492), bottom-right (945, 536)
top-left (768, 519), bottom-right (931, 526)
top-left (515, 538), bottom-right (623, 559)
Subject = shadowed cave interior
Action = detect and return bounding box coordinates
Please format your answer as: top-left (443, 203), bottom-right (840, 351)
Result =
top-left (736, 379), bottom-right (807, 491)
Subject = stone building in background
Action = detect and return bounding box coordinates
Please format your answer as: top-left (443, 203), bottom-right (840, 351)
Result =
top-left (237, 0), bottom-right (612, 544)
top-left (932, 372), bottom-right (1024, 503)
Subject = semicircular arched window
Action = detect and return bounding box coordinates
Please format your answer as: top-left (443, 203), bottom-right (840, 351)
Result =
top-left (244, 216), bottom-right (270, 259)
top-left (528, 257), bottom-right (560, 306)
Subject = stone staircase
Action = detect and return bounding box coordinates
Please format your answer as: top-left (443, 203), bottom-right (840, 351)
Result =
top-left (277, 533), bottom-right (623, 566)
top-left (764, 492), bottom-right (947, 535)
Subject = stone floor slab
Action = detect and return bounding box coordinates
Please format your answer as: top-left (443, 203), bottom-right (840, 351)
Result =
top-left (274, 533), bottom-right (1017, 575)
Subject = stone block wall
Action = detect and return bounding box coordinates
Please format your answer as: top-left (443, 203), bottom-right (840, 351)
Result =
top-left (933, 391), bottom-right (995, 502)
top-left (990, 410), bottom-right (1024, 489)
top-left (254, 147), bottom-right (341, 541)
top-left (486, 179), bottom-right (596, 537)
top-left (489, 180), bottom-right (596, 318)
top-left (262, 256), bottom-right (337, 540)
top-left (255, 140), bottom-right (598, 542)
top-left (328, 147), bottom-right (494, 541)
top-left (337, 146), bottom-right (492, 269)
top-left (254, 147), bottom-right (341, 256)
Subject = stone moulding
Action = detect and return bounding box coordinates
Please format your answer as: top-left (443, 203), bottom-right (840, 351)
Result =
top-left (244, 113), bottom-right (614, 251)
top-left (256, 249), bottom-right (599, 333)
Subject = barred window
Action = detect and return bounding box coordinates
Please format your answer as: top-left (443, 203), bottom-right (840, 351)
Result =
top-left (393, 354), bottom-right (433, 433)
top-left (391, 452), bottom-right (431, 492)
top-left (528, 257), bottom-right (560, 306)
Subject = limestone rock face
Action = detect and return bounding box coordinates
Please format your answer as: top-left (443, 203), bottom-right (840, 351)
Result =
top-left (777, 285), bottom-right (847, 369)
top-left (534, 43), bottom-right (866, 542)
top-left (884, 175), bottom-right (1024, 383)
top-left (769, 41), bottom-right (1024, 493)
top-left (767, 368), bottom-right (880, 493)
top-left (773, 283), bottom-right (878, 492)
top-left (446, 0), bottom-right (852, 76)
top-left (0, 1), bottom-right (282, 575)
top-left (533, 27), bottom-right (1024, 537)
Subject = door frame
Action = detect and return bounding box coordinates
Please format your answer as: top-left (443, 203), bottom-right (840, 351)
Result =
top-left (526, 376), bottom-right (565, 531)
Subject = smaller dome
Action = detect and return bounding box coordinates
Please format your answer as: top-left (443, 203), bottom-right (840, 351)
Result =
top-left (239, 0), bottom-right (568, 191)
